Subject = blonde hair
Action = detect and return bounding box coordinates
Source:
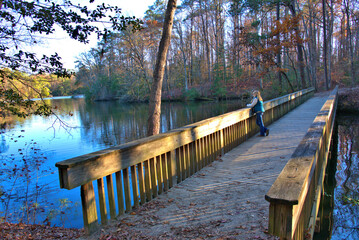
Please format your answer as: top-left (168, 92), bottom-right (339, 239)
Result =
top-left (252, 90), bottom-right (263, 101)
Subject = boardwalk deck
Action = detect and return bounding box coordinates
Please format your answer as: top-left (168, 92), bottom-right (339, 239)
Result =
top-left (81, 92), bottom-right (330, 240)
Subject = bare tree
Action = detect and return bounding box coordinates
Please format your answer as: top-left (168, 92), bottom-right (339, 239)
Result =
top-left (343, 0), bottom-right (356, 86)
top-left (277, 1), bottom-right (283, 92)
top-left (323, 0), bottom-right (329, 90)
top-left (147, 0), bottom-right (177, 136)
top-left (175, 20), bottom-right (188, 90)
top-left (199, 0), bottom-right (212, 83)
top-left (286, 0), bottom-right (306, 88)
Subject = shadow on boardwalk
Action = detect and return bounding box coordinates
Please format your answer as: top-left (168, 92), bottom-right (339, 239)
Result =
top-left (81, 92), bottom-right (330, 240)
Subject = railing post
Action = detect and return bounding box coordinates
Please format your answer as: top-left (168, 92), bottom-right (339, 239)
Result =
top-left (220, 129), bottom-right (224, 156)
top-left (115, 171), bottom-right (125, 215)
top-left (169, 150), bottom-right (176, 188)
top-left (137, 162), bottom-right (146, 204)
top-left (96, 178), bottom-right (108, 225)
top-left (81, 182), bottom-right (98, 234)
top-left (131, 165), bottom-right (140, 208)
top-left (106, 174), bottom-right (116, 219)
top-left (123, 168), bottom-right (132, 212)
top-left (144, 160), bottom-right (152, 202)
top-left (268, 202), bottom-right (294, 239)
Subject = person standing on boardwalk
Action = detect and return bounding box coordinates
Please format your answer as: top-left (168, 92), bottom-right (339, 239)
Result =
top-left (247, 90), bottom-right (270, 137)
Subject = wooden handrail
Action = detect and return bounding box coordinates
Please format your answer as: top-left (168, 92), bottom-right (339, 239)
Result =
top-left (265, 86), bottom-right (338, 239)
top-left (56, 87), bottom-right (314, 234)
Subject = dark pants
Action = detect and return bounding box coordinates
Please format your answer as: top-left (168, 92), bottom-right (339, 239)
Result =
top-left (256, 112), bottom-right (267, 136)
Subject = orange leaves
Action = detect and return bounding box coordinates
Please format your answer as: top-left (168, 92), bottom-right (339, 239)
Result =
top-left (145, 19), bottom-right (162, 28)
top-left (237, 12), bottom-right (305, 77)
top-left (270, 14), bottom-right (302, 37)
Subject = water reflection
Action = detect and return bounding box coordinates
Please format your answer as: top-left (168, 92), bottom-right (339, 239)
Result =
top-left (332, 115), bottom-right (359, 239)
top-left (0, 98), bottom-right (244, 228)
top-left (77, 100), bottom-right (245, 147)
top-left (316, 114), bottom-right (359, 239)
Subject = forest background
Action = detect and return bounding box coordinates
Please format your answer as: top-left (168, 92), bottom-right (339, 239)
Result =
top-left (1, 0), bottom-right (358, 108)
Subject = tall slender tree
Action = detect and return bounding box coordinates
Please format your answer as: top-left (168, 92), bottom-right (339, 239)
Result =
top-left (286, 0), bottom-right (306, 88)
top-left (323, 0), bottom-right (329, 90)
top-left (343, 0), bottom-right (356, 85)
top-left (276, 0), bottom-right (283, 92)
top-left (147, 0), bottom-right (177, 136)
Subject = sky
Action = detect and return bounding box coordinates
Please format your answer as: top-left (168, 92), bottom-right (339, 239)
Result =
top-left (32, 0), bottom-right (157, 70)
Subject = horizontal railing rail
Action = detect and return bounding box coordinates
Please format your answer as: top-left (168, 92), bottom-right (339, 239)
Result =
top-left (265, 86), bottom-right (338, 239)
top-left (56, 87), bottom-right (314, 234)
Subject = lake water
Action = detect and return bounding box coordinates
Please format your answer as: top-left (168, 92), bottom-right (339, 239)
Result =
top-left (0, 97), bottom-right (245, 228)
top-left (315, 114), bottom-right (359, 240)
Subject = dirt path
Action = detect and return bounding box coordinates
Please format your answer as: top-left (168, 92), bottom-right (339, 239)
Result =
top-left (80, 93), bottom-right (330, 240)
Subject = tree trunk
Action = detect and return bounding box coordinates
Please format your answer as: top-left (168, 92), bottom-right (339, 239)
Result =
top-left (322, 0), bottom-right (329, 90)
top-left (190, 15), bottom-right (194, 86)
top-left (276, 2), bottom-right (282, 93)
top-left (199, 0), bottom-right (212, 83)
top-left (344, 0), bottom-right (355, 86)
top-left (176, 21), bottom-right (188, 90)
top-left (288, 1), bottom-right (306, 88)
top-left (147, 0), bottom-right (177, 136)
top-left (294, 0), bottom-right (313, 90)
top-left (232, 12), bottom-right (239, 84)
top-left (328, 0), bottom-right (334, 89)
top-left (302, 0), bottom-right (315, 88)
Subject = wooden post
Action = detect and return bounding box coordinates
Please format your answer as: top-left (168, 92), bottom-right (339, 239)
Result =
top-left (245, 120), bottom-right (248, 140)
top-left (210, 133), bottom-right (215, 162)
top-left (189, 142), bottom-right (195, 175)
top-left (123, 168), bottom-right (132, 212)
top-left (156, 155), bottom-right (163, 194)
top-left (161, 154), bottom-right (169, 191)
top-left (115, 171), bottom-right (125, 215)
top-left (131, 165), bottom-right (140, 208)
top-left (150, 158), bottom-right (158, 197)
top-left (106, 174), bottom-right (116, 219)
top-left (144, 160), bottom-right (152, 201)
top-left (201, 137), bottom-right (206, 167)
top-left (204, 136), bottom-right (209, 166)
top-left (198, 139), bottom-right (203, 169)
top-left (195, 139), bottom-right (200, 172)
top-left (96, 178), bottom-right (108, 225)
top-left (180, 146), bottom-right (186, 180)
top-left (220, 129), bottom-right (224, 156)
top-left (268, 203), bottom-right (293, 239)
top-left (81, 182), bottom-right (98, 234)
top-left (186, 144), bottom-right (191, 177)
top-left (215, 131), bottom-right (220, 158)
top-left (169, 150), bottom-right (176, 187)
top-left (137, 162), bottom-right (146, 204)
top-left (176, 148), bottom-right (182, 183)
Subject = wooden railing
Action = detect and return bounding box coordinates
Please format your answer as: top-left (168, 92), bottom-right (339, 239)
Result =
top-left (55, 88), bottom-right (314, 234)
top-left (265, 86), bottom-right (338, 240)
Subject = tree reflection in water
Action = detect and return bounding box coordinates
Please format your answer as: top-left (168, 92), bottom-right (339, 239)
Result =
top-left (78, 100), bottom-right (245, 147)
top-left (316, 114), bottom-right (359, 239)
top-left (333, 115), bottom-right (359, 239)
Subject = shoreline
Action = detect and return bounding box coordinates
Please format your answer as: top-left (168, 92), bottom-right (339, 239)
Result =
top-left (338, 87), bottom-right (359, 113)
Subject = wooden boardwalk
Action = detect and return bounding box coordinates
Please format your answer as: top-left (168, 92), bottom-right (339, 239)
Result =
top-left (81, 92), bottom-right (330, 240)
